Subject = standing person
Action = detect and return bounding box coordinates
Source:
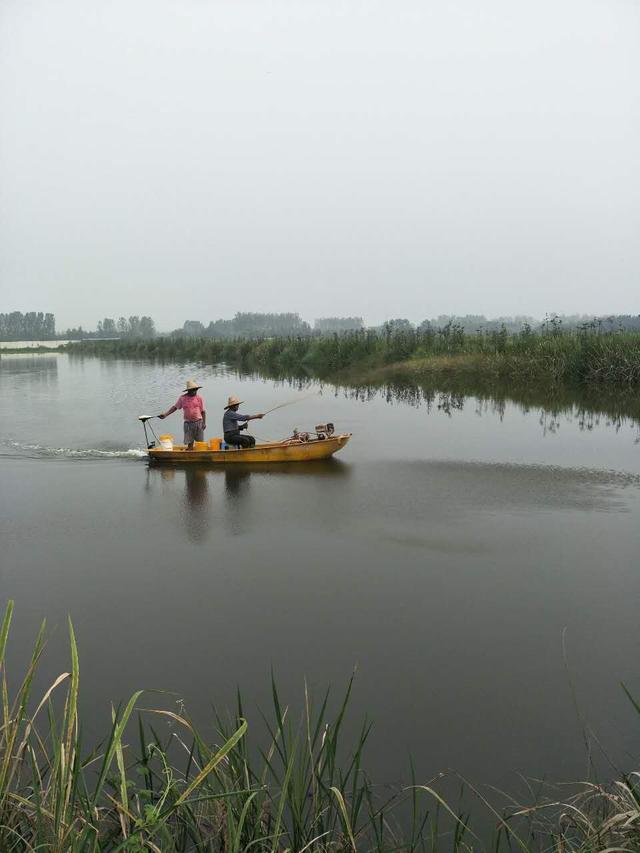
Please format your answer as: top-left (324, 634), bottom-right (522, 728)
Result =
top-left (158, 380), bottom-right (206, 450)
top-left (223, 396), bottom-right (264, 448)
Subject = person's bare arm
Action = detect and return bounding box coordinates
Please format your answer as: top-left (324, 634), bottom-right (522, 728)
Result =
top-left (158, 405), bottom-right (177, 420)
top-left (236, 412), bottom-right (265, 423)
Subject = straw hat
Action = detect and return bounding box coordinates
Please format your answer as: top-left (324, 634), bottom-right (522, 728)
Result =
top-left (224, 395), bottom-right (243, 409)
top-left (183, 379), bottom-right (202, 392)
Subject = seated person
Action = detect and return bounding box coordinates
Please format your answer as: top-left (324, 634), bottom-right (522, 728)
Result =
top-left (223, 396), bottom-right (265, 448)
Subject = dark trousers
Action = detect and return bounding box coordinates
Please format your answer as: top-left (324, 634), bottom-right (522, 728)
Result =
top-left (224, 431), bottom-right (256, 449)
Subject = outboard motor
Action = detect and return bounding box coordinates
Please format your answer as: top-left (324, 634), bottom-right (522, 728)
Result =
top-left (314, 423), bottom-right (335, 440)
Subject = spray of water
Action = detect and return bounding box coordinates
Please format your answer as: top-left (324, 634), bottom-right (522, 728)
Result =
top-left (3, 441), bottom-right (146, 460)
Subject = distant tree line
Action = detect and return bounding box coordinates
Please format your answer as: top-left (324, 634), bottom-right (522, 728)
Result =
top-left (179, 314), bottom-right (364, 338)
top-left (5, 309), bottom-right (640, 344)
top-left (417, 314), bottom-right (640, 334)
top-left (178, 312), bottom-right (311, 339)
top-left (0, 311), bottom-right (158, 341)
top-left (126, 312), bottom-right (640, 340)
top-left (0, 311), bottom-right (56, 340)
top-left (314, 317), bottom-right (364, 332)
top-left (58, 316), bottom-right (156, 339)
top-left (95, 316), bottom-right (156, 338)
top-left (419, 314), bottom-right (538, 334)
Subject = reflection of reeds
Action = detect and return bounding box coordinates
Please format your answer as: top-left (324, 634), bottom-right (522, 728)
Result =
top-left (346, 373), bottom-right (640, 431)
top-left (3, 600), bottom-right (640, 851)
top-left (67, 327), bottom-right (640, 388)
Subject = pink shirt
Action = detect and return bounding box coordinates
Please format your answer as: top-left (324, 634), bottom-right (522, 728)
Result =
top-left (176, 394), bottom-right (205, 421)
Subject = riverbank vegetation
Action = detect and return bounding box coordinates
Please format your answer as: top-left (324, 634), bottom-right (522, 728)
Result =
top-left (2, 600), bottom-right (640, 851)
top-left (67, 323), bottom-right (640, 387)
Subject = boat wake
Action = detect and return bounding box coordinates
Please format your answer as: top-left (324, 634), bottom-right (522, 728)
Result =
top-left (2, 441), bottom-right (147, 461)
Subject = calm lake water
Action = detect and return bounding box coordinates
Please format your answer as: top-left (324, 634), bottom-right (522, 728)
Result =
top-left (1, 353), bottom-right (640, 807)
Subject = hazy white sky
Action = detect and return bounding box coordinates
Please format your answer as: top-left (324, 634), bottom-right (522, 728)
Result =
top-left (0, 0), bottom-right (638, 330)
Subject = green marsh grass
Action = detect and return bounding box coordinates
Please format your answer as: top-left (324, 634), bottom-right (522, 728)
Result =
top-left (66, 326), bottom-right (640, 388)
top-left (2, 601), bottom-right (640, 851)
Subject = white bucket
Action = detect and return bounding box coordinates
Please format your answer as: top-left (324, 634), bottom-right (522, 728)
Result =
top-left (159, 434), bottom-right (174, 450)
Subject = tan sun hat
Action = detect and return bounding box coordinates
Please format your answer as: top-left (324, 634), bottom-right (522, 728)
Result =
top-left (224, 395), bottom-right (243, 409)
top-left (183, 379), bottom-right (202, 392)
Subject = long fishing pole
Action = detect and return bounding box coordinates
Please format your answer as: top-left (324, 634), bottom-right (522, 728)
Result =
top-left (262, 390), bottom-right (320, 416)
top-left (252, 392), bottom-right (320, 443)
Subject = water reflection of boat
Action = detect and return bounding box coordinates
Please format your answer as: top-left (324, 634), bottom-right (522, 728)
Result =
top-left (148, 434), bottom-right (351, 464)
top-left (146, 457), bottom-right (352, 479)
top-left (144, 458), bottom-right (351, 541)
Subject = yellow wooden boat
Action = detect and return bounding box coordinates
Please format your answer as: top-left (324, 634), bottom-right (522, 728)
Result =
top-left (147, 434), bottom-right (351, 464)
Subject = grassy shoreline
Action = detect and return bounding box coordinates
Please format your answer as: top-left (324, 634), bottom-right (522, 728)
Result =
top-left (62, 332), bottom-right (640, 429)
top-left (7, 338), bottom-right (640, 427)
top-left (2, 601), bottom-right (640, 851)
top-left (65, 328), bottom-right (640, 387)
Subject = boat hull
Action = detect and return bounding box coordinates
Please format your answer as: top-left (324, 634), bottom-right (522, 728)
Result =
top-left (147, 434), bottom-right (351, 464)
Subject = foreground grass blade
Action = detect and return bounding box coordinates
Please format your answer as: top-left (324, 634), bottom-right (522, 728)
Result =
top-left (330, 785), bottom-right (357, 851)
top-left (0, 600), bottom-right (14, 667)
top-left (175, 717), bottom-right (248, 805)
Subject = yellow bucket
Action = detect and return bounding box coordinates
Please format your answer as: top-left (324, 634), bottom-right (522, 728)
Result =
top-left (194, 441), bottom-right (208, 451)
top-left (208, 437), bottom-right (222, 451)
top-left (159, 434), bottom-right (173, 441)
